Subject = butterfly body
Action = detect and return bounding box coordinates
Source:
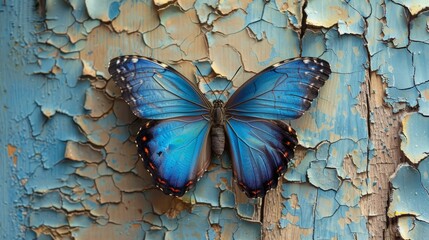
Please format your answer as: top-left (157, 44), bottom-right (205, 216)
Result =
top-left (211, 100), bottom-right (226, 156)
top-left (108, 55), bottom-right (331, 198)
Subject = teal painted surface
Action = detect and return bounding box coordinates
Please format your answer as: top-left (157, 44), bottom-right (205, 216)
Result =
top-left (1, 0), bottom-right (429, 239)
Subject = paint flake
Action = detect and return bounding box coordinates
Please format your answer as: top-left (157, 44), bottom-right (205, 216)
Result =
top-left (111, 0), bottom-right (159, 34)
top-left (45, 0), bottom-right (75, 34)
top-left (212, 9), bottom-right (247, 34)
top-left (335, 181), bottom-right (361, 207)
top-left (85, 0), bottom-right (121, 22)
top-left (73, 113), bottom-right (116, 146)
top-left (401, 113), bottom-right (429, 163)
top-left (84, 87), bottom-right (113, 118)
top-left (388, 161), bottom-right (429, 225)
top-left (107, 192), bottom-right (151, 224)
top-left (305, 0), bottom-right (367, 35)
top-left (307, 160), bottom-right (341, 191)
top-left (383, 0), bottom-right (410, 48)
top-left (64, 141), bottom-right (103, 163)
top-left (392, 0), bottom-right (429, 16)
top-left (112, 172), bottom-right (151, 192)
top-left (29, 209), bottom-right (68, 228)
top-left (95, 176), bottom-right (121, 203)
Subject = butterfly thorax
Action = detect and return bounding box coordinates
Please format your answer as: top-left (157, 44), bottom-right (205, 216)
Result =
top-left (211, 100), bottom-right (226, 156)
top-left (212, 100), bottom-right (225, 126)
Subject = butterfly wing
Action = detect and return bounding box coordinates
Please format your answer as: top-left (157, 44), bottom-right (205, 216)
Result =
top-left (225, 58), bottom-right (331, 120)
top-left (108, 56), bottom-right (212, 196)
top-left (225, 116), bottom-right (298, 198)
top-left (108, 56), bottom-right (211, 119)
top-left (225, 57), bottom-right (331, 197)
top-left (137, 116), bottom-right (211, 196)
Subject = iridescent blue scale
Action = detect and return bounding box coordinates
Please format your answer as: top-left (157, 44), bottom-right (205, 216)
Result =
top-left (108, 55), bottom-right (331, 198)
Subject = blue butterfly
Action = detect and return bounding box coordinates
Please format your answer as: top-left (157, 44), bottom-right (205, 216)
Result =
top-left (108, 56), bottom-right (331, 198)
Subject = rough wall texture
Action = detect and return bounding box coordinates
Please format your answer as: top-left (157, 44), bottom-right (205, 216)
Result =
top-left (1, 0), bottom-right (428, 239)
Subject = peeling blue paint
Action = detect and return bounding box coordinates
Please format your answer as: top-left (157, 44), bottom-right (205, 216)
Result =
top-left (3, 0), bottom-right (429, 239)
top-left (280, 183), bottom-right (317, 233)
top-left (401, 113), bottom-right (429, 163)
top-left (314, 205), bottom-right (368, 239)
top-left (388, 160), bottom-right (429, 236)
top-left (383, 0), bottom-right (409, 48)
top-left (85, 0), bottom-right (121, 22)
top-left (397, 216), bottom-right (429, 239)
top-left (306, 0), bottom-right (369, 35)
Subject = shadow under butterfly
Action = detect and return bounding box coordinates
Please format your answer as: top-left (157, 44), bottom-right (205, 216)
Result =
top-left (108, 56), bottom-right (331, 198)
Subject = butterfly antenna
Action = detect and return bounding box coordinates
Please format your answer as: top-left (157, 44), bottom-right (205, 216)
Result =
top-left (219, 66), bottom-right (242, 97)
top-left (195, 65), bottom-right (218, 100)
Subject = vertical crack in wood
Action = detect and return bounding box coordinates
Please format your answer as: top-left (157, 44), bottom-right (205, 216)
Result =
top-left (362, 71), bottom-right (404, 239)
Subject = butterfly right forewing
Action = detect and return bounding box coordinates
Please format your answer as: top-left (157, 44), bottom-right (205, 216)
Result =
top-left (225, 58), bottom-right (331, 120)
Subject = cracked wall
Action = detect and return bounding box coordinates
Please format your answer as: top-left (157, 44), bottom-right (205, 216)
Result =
top-left (1, 0), bottom-right (429, 239)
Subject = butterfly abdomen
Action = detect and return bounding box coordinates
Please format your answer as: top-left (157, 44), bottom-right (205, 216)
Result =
top-left (211, 126), bottom-right (225, 156)
top-left (211, 100), bottom-right (226, 156)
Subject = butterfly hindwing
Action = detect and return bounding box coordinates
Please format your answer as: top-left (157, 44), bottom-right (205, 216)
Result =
top-left (108, 56), bottom-right (211, 119)
top-left (137, 116), bottom-right (211, 196)
top-left (225, 58), bottom-right (331, 120)
top-left (225, 116), bottom-right (298, 198)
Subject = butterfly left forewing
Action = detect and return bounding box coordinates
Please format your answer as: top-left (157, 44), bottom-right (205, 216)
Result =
top-left (109, 56), bottom-right (211, 119)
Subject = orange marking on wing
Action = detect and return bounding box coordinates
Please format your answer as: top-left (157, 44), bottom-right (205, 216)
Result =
top-left (169, 187), bottom-right (181, 193)
top-left (276, 165), bottom-right (284, 173)
top-left (283, 152), bottom-right (289, 158)
top-left (185, 181), bottom-right (194, 187)
top-left (142, 136), bottom-right (147, 141)
top-left (157, 177), bottom-right (166, 185)
top-left (148, 162), bottom-right (156, 170)
top-left (144, 148), bottom-right (149, 155)
top-left (251, 190), bottom-right (260, 195)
